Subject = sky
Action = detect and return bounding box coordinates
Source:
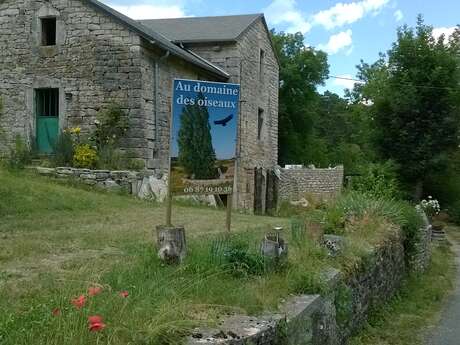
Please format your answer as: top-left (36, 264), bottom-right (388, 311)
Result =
top-left (101, 0), bottom-right (460, 96)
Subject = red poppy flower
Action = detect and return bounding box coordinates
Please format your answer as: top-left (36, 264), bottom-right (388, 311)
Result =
top-left (88, 315), bottom-right (106, 332)
top-left (119, 291), bottom-right (129, 298)
top-left (71, 295), bottom-right (86, 309)
top-left (88, 286), bottom-right (102, 296)
top-left (52, 308), bottom-right (61, 316)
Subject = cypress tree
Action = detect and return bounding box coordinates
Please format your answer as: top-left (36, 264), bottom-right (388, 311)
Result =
top-left (178, 94), bottom-right (216, 179)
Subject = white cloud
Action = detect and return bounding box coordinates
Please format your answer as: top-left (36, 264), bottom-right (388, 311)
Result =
top-left (313, 0), bottom-right (389, 30)
top-left (432, 27), bottom-right (456, 43)
top-left (264, 0), bottom-right (311, 34)
top-left (317, 30), bottom-right (353, 55)
top-left (105, 3), bottom-right (187, 20)
top-left (394, 9), bottom-right (403, 22)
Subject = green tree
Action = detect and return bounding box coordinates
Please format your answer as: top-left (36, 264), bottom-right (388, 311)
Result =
top-left (312, 92), bottom-right (376, 172)
top-left (177, 94), bottom-right (216, 179)
top-left (271, 31), bottom-right (329, 165)
top-left (352, 17), bottom-right (460, 199)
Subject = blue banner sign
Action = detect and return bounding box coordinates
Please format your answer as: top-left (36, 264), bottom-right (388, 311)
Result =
top-left (170, 79), bottom-right (241, 195)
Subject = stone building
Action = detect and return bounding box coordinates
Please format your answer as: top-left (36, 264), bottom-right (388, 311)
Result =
top-left (0, 0), bottom-right (279, 212)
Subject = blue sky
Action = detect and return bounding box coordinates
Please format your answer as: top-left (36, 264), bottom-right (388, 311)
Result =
top-left (103, 0), bottom-right (460, 95)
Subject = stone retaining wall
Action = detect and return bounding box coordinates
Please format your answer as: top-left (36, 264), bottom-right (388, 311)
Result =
top-left (186, 226), bottom-right (430, 345)
top-left (278, 166), bottom-right (344, 202)
top-left (36, 166), bottom-right (170, 202)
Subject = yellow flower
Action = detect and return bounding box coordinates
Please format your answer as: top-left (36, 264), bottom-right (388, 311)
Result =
top-left (71, 127), bottom-right (81, 135)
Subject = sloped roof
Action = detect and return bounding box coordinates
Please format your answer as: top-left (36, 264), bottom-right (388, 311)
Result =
top-left (139, 14), bottom-right (263, 43)
top-left (86, 0), bottom-right (229, 80)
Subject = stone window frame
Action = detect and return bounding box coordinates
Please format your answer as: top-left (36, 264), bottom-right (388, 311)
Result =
top-left (34, 5), bottom-right (65, 57)
top-left (40, 17), bottom-right (57, 46)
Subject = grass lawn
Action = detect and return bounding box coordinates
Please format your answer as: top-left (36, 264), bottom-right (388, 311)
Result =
top-left (349, 239), bottom-right (456, 345)
top-left (0, 169), bottom-right (297, 344)
top-left (0, 169), bottom-right (417, 344)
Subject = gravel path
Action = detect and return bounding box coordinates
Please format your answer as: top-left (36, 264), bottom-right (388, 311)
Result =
top-left (426, 240), bottom-right (460, 345)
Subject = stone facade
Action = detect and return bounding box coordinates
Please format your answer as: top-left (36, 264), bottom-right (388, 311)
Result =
top-left (0, 0), bottom-right (279, 212)
top-left (278, 166), bottom-right (344, 202)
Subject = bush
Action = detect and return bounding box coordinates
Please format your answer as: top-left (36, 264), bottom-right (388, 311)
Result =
top-left (92, 104), bottom-right (129, 151)
top-left (323, 206), bottom-right (346, 235)
top-left (322, 192), bottom-right (423, 258)
top-left (52, 132), bottom-right (74, 166)
top-left (7, 135), bottom-right (31, 170)
top-left (352, 161), bottom-right (402, 200)
top-left (210, 234), bottom-right (264, 277)
top-left (73, 144), bottom-right (97, 168)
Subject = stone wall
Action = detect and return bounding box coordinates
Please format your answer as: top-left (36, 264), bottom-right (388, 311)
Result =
top-left (278, 166), bottom-right (344, 202)
top-left (0, 0), bottom-right (219, 166)
top-left (36, 165), bottom-right (171, 201)
top-left (0, 0), bottom-right (143, 152)
top-left (36, 166), bottom-right (140, 191)
top-left (186, 226), bottom-right (431, 345)
top-left (410, 211), bottom-right (433, 272)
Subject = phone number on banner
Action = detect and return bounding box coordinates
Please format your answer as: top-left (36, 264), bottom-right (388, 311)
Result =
top-left (182, 185), bottom-right (233, 195)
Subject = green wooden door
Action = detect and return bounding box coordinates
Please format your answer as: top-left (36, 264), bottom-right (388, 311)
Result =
top-left (36, 89), bottom-right (59, 154)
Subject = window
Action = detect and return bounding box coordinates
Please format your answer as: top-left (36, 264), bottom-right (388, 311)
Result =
top-left (41, 17), bottom-right (56, 46)
top-left (259, 49), bottom-right (265, 83)
top-left (257, 108), bottom-right (264, 140)
top-left (36, 89), bottom-right (59, 117)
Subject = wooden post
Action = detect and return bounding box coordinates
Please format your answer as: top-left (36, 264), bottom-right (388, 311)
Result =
top-left (166, 159), bottom-right (173, 227)
top-left (166, 189), bottom-right (172, 227)
top-left (226, 194), bottom-right (232, 233)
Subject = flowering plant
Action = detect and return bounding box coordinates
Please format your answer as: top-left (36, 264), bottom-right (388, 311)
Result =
top-left (416, 196), bottom-right (440, 220)
top-left (52, 284), bottom-right (129, 334)
top-left (73, 144), bottom-right (98, 168)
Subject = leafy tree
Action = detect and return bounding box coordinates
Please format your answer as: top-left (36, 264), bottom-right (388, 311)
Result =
top-left (271, 31), bottom-right (329, 165)
top-left (312, 92), bottom-right (376, 172)
top-left (352, 17), bottom-right (460, 199)
top-left (178, 94), bottom-right (216, 179)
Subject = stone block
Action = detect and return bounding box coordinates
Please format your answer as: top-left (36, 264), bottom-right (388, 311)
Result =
top-left (56, 167), bottom-right (76, 175)
top-left (36, 167), bottom-right (55, 176)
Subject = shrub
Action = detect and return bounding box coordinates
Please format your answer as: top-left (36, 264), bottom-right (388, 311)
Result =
top-left (73, 144), bottom-right (97, 168)
top-left (92, 104), bottom-right (129, 151)
top-left (52, 131), bottom-right (74, 166)
top-left (417, 196), bottom-right (440, 221)
top-left (322, 192), bottom-right (423, 258)
top-left (352, 161), bottom-right (402, 200)
top-left (323, 206), bottom-right (346, 235)
top-left (210, 234), bottom-right (264, 277)
top-left (7, 135), bottom-right (31, 170)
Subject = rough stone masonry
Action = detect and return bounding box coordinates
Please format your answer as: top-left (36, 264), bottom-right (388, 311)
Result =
top-left (0, 0), bottom-right (279, 212)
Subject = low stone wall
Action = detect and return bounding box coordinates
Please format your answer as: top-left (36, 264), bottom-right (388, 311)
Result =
top-left (410, 211), bottom-right (433, 272)
top-left (186, 226), bottom-right (430, 345)
top-left (35, 166), bottom-right (168, 201)
top-left (278, 166), bottom-right (344, 202)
